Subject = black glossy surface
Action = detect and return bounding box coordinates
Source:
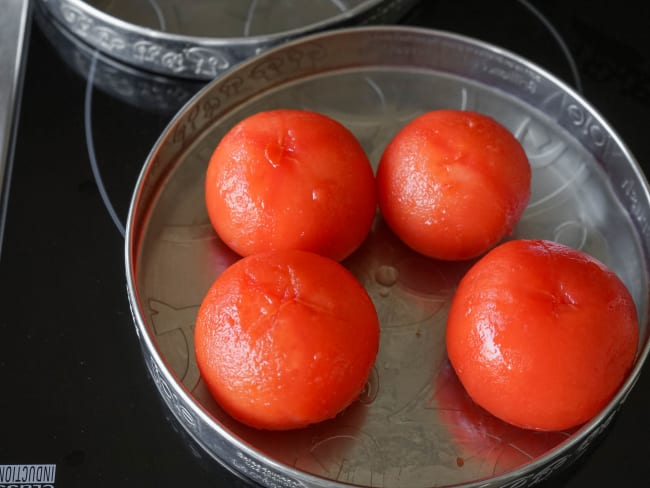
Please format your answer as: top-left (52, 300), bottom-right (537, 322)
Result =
top-left (1, 1), bottom-right (648, 486)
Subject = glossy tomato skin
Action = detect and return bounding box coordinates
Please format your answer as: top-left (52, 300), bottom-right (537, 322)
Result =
top-left (205, 109), bottom-right (377, 262)
top-left (434, 359), bottom-right (569, 471)
top-left (446, 239), bottom-right (639, 431)
top-left (376, 110), bottom-right (531, 260)
top-left (194, 250), bottom-right (380, 431)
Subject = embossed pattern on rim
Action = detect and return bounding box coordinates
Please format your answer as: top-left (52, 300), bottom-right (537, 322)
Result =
top-left (36, 0), bottom-right (420, 79)
top-left (125, 26), bottom-right (650, 488)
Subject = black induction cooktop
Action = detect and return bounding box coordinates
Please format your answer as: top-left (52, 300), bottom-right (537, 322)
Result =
top-left (1, 1), bottom-right (649, 487)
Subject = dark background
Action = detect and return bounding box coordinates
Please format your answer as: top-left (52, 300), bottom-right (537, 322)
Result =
top-left (1, 1), bottom-right (648, 486)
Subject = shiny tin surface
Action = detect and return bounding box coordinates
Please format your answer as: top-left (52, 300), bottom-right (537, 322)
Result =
top-left (125, 27), bottom-right (650, 488)
top-left (36, 0), bottom-right (419, 79)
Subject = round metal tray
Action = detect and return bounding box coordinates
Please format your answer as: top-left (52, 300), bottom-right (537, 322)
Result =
top-left (125, 26), bottom-right (650, 488)
top-left (37, 0), bottom-right (419, 79)
top-left (34, 2), bottom-right (204, 114)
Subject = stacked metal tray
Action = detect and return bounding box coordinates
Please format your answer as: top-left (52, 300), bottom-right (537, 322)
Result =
top-left (37, 0), bottom-right (420, 79)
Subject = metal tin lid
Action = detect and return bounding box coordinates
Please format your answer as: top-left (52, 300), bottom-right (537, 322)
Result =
top-left (37, 0), bottom-right (419, 79)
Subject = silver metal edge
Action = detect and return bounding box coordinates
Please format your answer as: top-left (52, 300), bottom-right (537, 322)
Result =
top-left (42, 0), bottom-right (388, 43)
top-left (0, 0), bottom-right (33, 261)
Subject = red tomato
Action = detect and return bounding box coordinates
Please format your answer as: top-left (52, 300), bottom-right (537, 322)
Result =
top-left (194, 249), bottom-right (380, 430)
top-left (376, 110), bottom-right (531, 260)
top-left (446, 239), bottom-right (639, 431)
top-left (434, 359), bottom-right (571, 473)
top-left (205, 109), bottom-right (377, 262)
